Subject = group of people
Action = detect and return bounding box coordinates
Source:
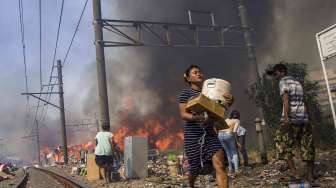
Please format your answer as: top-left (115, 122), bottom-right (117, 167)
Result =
top-left (178, 64), bottom-right (315, 188)
top-left (93, 63), bottom-right (315, 187)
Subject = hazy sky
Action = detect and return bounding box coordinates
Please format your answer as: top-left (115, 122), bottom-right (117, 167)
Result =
top-left (1, 0), bottom-right (336, 159)
top-left (0, 0), bottom-right (95, 157)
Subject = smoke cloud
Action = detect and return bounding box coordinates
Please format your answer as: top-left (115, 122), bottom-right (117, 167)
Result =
top-left (256, 0), bottom-right (336, 70)
top-left (81, 0), bottom-right (260, 149)
top-left (3, 0), bottom-right (336, 162)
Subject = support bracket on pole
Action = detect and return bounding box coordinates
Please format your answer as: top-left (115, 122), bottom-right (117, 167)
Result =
top-left (21, 92), bottom-right (62, 109)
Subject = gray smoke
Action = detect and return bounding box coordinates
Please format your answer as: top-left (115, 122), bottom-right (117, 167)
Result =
top-left (3, 0), bottom-right (336, 162)
top-left (81, 0), bottom-right (260, 148)
top-left (81, 0), bottom-right (336, 148)
top-left (256, 0), bottom-right (336, 71)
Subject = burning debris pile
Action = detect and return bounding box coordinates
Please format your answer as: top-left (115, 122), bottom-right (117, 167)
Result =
top-left (112, 115), bottom-right (184, 151)
top-left (40, 141), bottom-right (95, 166)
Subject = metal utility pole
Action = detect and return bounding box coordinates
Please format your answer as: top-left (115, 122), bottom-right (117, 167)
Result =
top-left (255, 118), bottom-right (268, 164)
top-left (237, 0), bottom-right (265, 125)
top-left (96, 118), bottom-right (100, 132)
top-left (57, 60), bottom-right (68, 164)
top-left (92, 0), bottom-right (111, 130)
top-left (94, 112), bottom-right (99, 132)
top-left (237, 0), bottom-right (259, 77)
top-left (35, 119), bottom-right (41, 165)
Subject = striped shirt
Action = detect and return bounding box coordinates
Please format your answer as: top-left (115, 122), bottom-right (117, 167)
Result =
top-left (178, 88), bottom-right (223, 176)
top-left (279, 76), bottom-right (308, 123)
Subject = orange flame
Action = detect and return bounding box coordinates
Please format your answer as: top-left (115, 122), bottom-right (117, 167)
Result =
top-left (39, 140), bottom-right (95, 163)
top-left (111, 116), bottom-right (184, 151)
top-left (113, 126), bottom-right (129, 149)
top-left (177, 131), bottom-right (184, 141)
top-left (155, 135), bottom-right (173, 151)
top-left (40, 147), bottom-right (51, 155)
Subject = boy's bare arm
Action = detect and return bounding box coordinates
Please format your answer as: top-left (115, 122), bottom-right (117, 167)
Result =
top-left (282, 92), bottom-right (290, 122)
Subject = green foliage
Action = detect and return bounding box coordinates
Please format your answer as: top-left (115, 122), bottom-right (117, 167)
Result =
top-left (317, 117), bottom-right (336, 148)
top-left (247, 69), bottom-right (282, 132)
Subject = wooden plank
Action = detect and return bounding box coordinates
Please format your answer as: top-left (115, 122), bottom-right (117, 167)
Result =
top-left (86, 154), bottom-right (100, 181)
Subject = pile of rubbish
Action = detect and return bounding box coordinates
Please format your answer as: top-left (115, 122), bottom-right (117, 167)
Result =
top-left (71, 164), bottom-right (87, 176)
top-left (0, 162), bottom-right (17, 182)
top-left (45, 149), bottom-right (336, 187)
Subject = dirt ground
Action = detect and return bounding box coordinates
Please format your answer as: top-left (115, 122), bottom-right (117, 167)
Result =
top-left (44, 149), bottom-right (336, 188)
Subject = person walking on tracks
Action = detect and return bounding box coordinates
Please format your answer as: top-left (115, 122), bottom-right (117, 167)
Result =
top-left (266, 63), bottom-right (315, 183)
top-left (94, 124), bottom-right (114, 184)
top-left (178, 65), bottom-right (233, 188)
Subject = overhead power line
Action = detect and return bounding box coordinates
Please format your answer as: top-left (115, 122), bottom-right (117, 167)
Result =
top-left (51, 0), bottom-right (65, 69)
top-left (40, 0), bottom-right (89, 122)
top-left (39, 0), bottom-right (42, 89)
top-left (38, 0), bottom-right (65, 122)
top-left (63, 0), bottom-right (89, 66)
top-left (18, 0), bottom-right (29, 108)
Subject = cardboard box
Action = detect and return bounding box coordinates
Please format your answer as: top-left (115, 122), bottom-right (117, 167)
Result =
top-left (186, 94), bottom-right (226, 119)
top-left (213, 119), bottom-right (230, 131)
top-left (87, 153), bottom-right (100, 181)
top-left (186, 94), bottom-right (229, 130)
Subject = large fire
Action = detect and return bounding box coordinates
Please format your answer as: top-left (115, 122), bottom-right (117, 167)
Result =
top-left (40, 141), bottom-right (95, 163)
top-left (111, 96), bottom-right (184, 151)
top-left (113, 116), bottom-right (184, 151)
top-left (38, 96), bottom-right (184, 163)
top-left (40, 122), bottom-right (183, 163)
top-left (39, 115), bottom-right (184, 163)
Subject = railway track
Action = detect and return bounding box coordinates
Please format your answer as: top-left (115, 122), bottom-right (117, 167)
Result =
top-left (13, 167), bottom-right (28, 188)
top-left (14, 167), bottom-right (87, 188)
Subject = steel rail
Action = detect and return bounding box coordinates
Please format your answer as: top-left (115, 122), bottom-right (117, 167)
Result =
top-left (15, 167), bottom-right (87, 188)
top-left (32, 168), bottom-right (85, 188)
top-left (14, 167), bottom-right (29, 188)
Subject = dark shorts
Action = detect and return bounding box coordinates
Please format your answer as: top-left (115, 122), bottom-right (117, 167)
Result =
top-left (95, 155), bottom-right (113, 167)
top-left (275, 122), bottom-right (315, 161)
